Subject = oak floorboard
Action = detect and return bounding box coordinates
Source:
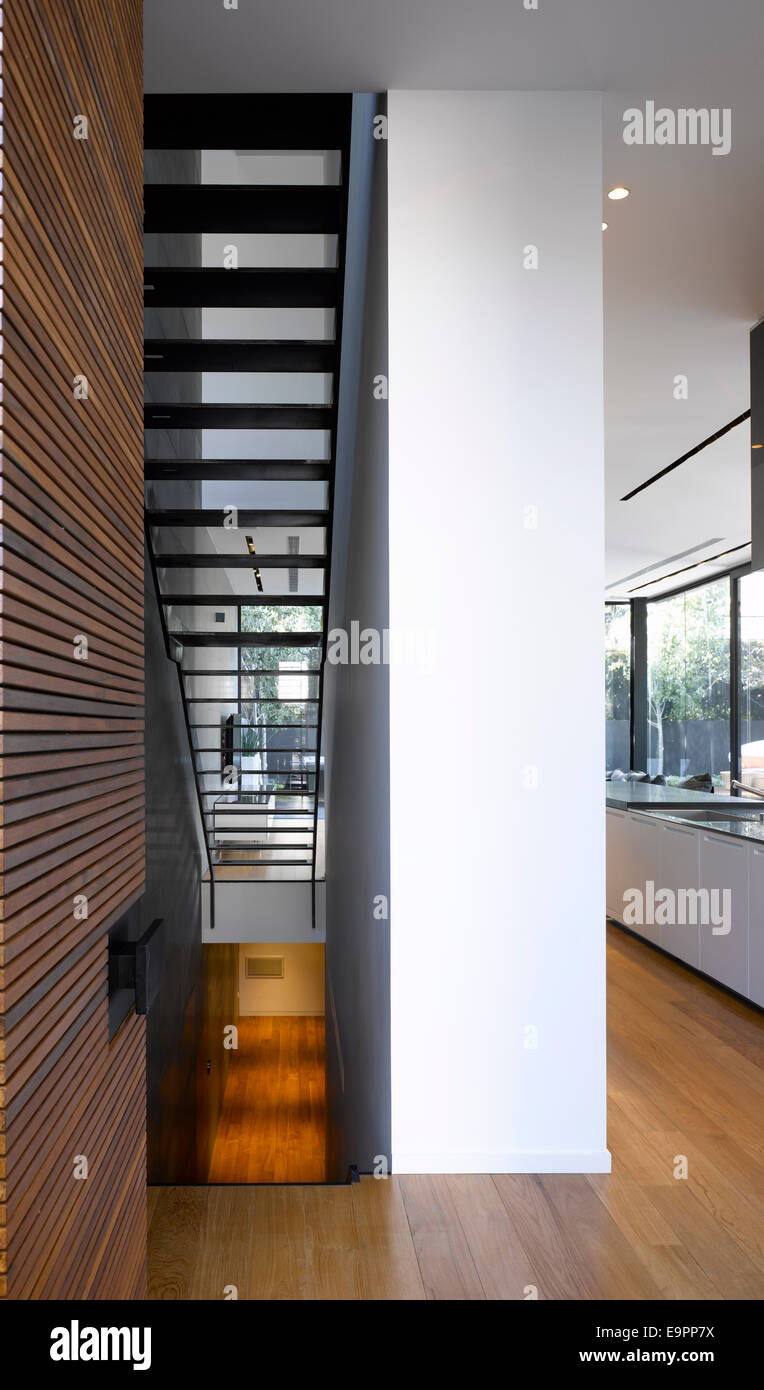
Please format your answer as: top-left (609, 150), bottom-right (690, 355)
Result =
top-left (351, 1176), bottom-right (426, 1300)
top-left (399, 1174), bottom-right (486, 1300)
top-left (147, 925), bottom-right (764, 1300)
top-left (247, 1186), bottom-right (307, 1301)
top-left (208, 1017), bottom-right (326, 1184)
top-left (189, 1187), bottom-right (254, 1301)
top-left (643, 1183), bottom-right (763, 1300)
top-left (444, 1173), bottom-right (535, 1300)
top-left (537, 1174), bottom-right (663, 1299)
top-left (303, 1184), bottom-right (362, 1300)
top-left (492, 1173), bottom-right (604, 1300)
top-left (146, 1187), bottom-right (206, 1301)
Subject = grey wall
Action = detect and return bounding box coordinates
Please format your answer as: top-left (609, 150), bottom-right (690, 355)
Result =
top-left (142, 549), bottom-right (206, 1180)
top-left (323, 95), bottom-right (391, 1180)
top-left (142, 553), bottom-right (239, 1179)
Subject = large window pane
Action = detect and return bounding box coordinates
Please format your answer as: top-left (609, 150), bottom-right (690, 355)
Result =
top-left (605, 604), bottom-right (631, 772)
top-left (739, 571), bottom-right (764, 780)
top-left (646, 577), bottom-right (730, 784)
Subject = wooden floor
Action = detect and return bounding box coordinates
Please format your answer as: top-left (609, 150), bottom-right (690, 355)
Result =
top-left (208, 1016), bottom-right (326, 1183)
top-left (148, 925), bottom-right (764, 1299)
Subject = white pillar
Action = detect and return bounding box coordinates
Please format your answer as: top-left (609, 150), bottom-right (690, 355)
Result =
top-left (388, 91), bottom-right (608, 1172)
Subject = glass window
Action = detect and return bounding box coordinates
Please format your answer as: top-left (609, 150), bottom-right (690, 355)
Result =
top-left (739, 571), bottom-right (764, 778)
top-left (646, 577), bottom-right (730, 785)
top-left (605, 604), bottom-right (631, 773)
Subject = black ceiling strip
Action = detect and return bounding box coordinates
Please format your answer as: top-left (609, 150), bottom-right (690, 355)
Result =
top-left (621, 410), bottom-right (751, 501)
top-left (147, 509), bottom-right (326, 526)
top-left (163, 594), bottom-right (327, 606)
top-left (179, 632), bottom-right (323, 647)
top-left (143, 267), bottom-right (337, 308)
top-left (627, 541), bottom-right (750, 594)
top-left (143, 185), bottom-right (341, 234)
top-left (144, 340), bottom-right (337, 372)
top-left (144, 94), bottom-right (353, 150)
top-left (154, 553), bottom-right (325, 568)
top-left (144, 404), bottom-right (331, 429)
top-left (145, 460), bottom-right (331, 481)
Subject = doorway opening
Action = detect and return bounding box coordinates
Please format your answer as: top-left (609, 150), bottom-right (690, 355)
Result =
top-left (208, 943), bottom-right (326, 1183)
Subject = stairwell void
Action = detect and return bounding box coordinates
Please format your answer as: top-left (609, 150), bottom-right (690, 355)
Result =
top-left (144, 95), bottom-right (352, 938)
top-left (142, 94), bottom-right (390, 1185)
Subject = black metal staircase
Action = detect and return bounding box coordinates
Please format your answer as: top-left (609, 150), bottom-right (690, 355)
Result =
top-left (143, 95), bottom-right (352, 923)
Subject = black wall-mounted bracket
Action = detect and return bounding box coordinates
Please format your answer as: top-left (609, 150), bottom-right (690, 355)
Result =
top-left (109, 917), bottom-right (164, 1019)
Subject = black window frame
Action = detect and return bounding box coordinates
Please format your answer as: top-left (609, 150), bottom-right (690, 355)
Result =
top-left (606, 560), bottom-right (752, 788)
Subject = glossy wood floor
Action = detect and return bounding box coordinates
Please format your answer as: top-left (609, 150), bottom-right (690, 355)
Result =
top-left (208, 1017), bottom-right (326, 1183)
top-left (148, 925), bottom-right (764, 1299)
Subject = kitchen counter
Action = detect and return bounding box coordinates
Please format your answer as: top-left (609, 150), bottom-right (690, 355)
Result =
top-left (606, 785), bottom-right (764, 1004)
top-left (605, 781), bottom-right (739, 811)
top-left (606, 781), bottom-right (764, 843)
top-left (648, 810), bottom-right (764, 845)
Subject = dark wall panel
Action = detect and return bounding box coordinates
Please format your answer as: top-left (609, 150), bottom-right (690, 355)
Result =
top-left (0, 0), bottom-right (146, 1298)
top-left (323, 97), bottom-right (391, 1180)
top-left (196, 942), bottom-right (239, 1179)
top-left (142, 557), bottom-right (203, 1182)
top-left (142, 553), bottom-right (238, 1181)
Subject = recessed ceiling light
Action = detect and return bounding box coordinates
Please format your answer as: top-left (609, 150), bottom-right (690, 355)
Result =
top-left (607, 186), bottom-right (630, 200)
top-left (602, 221), bottom-right (608, 230)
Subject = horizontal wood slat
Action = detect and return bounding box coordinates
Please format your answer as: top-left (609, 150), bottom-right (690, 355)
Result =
top-left (0, 0), bottom-right (146, 1299)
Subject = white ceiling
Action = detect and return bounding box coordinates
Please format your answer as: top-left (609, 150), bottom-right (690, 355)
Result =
top-left (144, 1), bottom-right (764, 94)
top-left (602, 87), bottom-right (762, 599)
top-left (144, 0), bottom-right (764, 597)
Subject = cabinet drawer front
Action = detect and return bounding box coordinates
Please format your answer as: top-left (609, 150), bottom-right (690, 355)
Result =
top-left (657, 820), bottom-right (700, 966)
top-left (699, 834), bottom-right (748, 995)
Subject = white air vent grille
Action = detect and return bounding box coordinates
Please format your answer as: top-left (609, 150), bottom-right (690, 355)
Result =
top-left (245, 956), bottom-right (284, 979)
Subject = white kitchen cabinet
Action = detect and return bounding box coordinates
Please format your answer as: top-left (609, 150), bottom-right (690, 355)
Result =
top-left (747, 844), bottom-right (764, 1007)
top-left (606, 808), bottom-right (630, 921)
top-left (606, 802), bottom-right (758, 1001)
top-left (656, 820), bottom-right (701, 968)
top-left (624, 812), bottom-right (662, 945)
top-left (699, 832), bottom-right (749, 996)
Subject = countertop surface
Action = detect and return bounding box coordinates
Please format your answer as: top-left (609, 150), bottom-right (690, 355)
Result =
top-left (605, 782), bottom-right (738, 809)
top-left (647, 810), bottom-right (764, 844)
top-left (606, 781), bottom-right (764, 842)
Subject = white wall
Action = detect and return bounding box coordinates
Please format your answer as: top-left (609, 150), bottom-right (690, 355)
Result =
top-left (238, 942), bottom-right (325, 1015)
top-left (388, 91), bottom-right (608, 1173)
top-left (202, 880), bottom-right (320, 941)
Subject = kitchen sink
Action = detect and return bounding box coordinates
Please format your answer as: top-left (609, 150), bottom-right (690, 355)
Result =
top-left (659, 806), bottom-right (764, 824)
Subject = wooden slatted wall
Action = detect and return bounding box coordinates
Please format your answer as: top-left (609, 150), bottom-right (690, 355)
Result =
top-left (0, 0), bottom-right (146, 1298)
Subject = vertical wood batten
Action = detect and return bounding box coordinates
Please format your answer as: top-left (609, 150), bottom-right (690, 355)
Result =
top-left (0, 0), bottom-right (146, 1299)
